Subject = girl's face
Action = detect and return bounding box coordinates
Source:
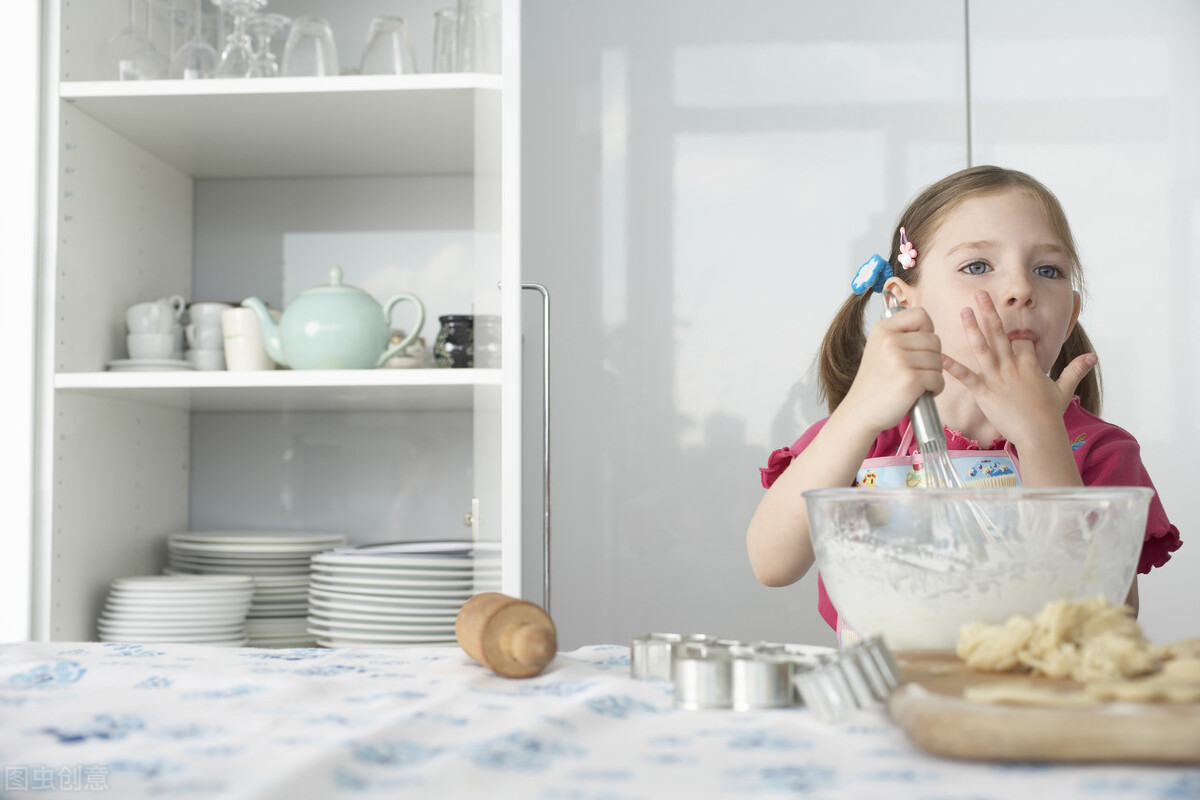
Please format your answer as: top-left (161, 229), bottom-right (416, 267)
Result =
top-left (891, 188), bottom-right (1081, 375)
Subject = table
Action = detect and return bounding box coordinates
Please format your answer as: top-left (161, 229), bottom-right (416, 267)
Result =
top-left (0, 641), bottom-right (1196, 798)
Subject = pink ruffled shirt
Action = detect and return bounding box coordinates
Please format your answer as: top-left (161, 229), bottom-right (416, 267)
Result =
top-left (758, 397), bottom-right (1182, 632)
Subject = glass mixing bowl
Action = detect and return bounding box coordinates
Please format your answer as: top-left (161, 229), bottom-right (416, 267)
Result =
top-left (804, 487), bottom-right (1153, 650)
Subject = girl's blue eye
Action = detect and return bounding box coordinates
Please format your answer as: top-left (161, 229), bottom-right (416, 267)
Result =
top-left (1034, 265), bottom-right (1064, 278)
top-left (962, 261), bottom-right (989, 275)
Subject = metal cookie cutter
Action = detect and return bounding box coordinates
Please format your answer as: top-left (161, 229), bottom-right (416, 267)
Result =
top-left (632, 635), bottom-right (829, 712)
top-left (672, 639), bottom-right (735, 710)
top-left (791, 635), bottom-right (901, 723)
top-left (630, 633), bottom-right (711, 680)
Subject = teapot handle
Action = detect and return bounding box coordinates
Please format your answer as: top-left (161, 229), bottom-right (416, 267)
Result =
top-left (377, 293), bottom-right (427, 367)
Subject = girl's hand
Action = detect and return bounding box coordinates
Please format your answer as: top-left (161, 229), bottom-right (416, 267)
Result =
top-left (941, 290), bottom-right (1096, 447)
top-left (840, 305), bottom-right (945, 435)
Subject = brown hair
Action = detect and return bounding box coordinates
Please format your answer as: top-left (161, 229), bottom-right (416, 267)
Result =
top-left (818, 165), bottom-right (1102, 415)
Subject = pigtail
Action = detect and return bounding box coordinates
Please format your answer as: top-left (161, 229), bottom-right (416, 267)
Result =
top-left (818, 291), bottom-right (875, 413)
top-left (1052, 321), bottom-right (1102, 416)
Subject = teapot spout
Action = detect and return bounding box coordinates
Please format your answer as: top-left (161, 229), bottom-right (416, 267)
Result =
top-left (241, 297), bottom-right (287, 368)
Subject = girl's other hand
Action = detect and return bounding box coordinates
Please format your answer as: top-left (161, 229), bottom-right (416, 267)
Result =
top-left (942, 290), bottom-right (1095, 446)
top-left (840, 306), bottom-right (945, 435)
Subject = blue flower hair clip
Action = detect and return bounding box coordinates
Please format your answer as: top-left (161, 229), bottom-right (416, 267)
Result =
top-left (851, 254), bottom-right (892, 295)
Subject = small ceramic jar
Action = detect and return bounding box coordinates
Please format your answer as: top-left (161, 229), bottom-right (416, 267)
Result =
top-left (434, 314), bottom-right (473, 368)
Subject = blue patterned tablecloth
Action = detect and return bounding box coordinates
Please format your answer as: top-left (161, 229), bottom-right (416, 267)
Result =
top-left (0, 642), bottom-right (1196, 798)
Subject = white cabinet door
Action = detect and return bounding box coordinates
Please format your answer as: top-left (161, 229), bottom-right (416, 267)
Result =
top-left (520, 0), bottom-right (970, 648)
top-left (969, 0), bottom-right (1199, 645)
top-left (0, 1), bottom-right (41, 641)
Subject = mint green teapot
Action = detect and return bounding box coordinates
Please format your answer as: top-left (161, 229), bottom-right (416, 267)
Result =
top-left (242, 267), bottom-right (426, 370)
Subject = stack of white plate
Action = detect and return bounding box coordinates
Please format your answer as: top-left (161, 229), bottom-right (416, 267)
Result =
top-left (165, 531), bottom-right (346, 647)
top-left (98, 575), bottom-right (254, 645)
top-left (308, 541), bottom-right (501, 648)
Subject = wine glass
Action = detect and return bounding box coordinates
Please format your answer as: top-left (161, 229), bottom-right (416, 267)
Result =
top-left (169, 0), bottom-right (219, 79)
top-left (106, 0), bottom-right (167, 80)
top-left (213, 0), bottom-right (267, 78)
top-left (244, 13), bottom-right (290, 78)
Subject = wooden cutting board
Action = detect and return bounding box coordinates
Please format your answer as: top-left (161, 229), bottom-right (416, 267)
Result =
top-left (887, 650), bottom-right (1200, 764)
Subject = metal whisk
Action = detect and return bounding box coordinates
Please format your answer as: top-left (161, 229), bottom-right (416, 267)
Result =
top-left (881, 291), bottom-right (1004, 548)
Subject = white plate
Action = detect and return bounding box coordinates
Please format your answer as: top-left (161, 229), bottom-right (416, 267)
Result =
top-left (104, 599), bottom-right (252, 613)
top-left (314, 553), bottom-right (500, 571)
top-left (246, 602), bottom-right (309, 613)
top-left (249, 585), bottom-right (310, 595)
top-left (350, 540), bottom-right (499, 554)
top-left (168, 544), bottom-right (332, 558)
top-left (107, 591), bottom-right (254, 602)
top-left (307, 594), bottom-right (457, 617)
top-left (112, 575), bottom-right (254, 590)
top-left (306, 586), bottom-right (463, 608)
top-left (98, 632), bottom-right (248, 644)
top-left (170, 531), bottom-right (345, 546)
top-left (308, 573), bottom-right (475, 592)
top-left (243, 614), bottom-right (307, 623)
top-left (309, 577), bottom-right (472, 598)
top-left (167, 553), bottom-right (316, 567)
top-left (107, 358), bottom-right (193, 372)
top-left (315, 638), bottom-right (456, 650)
top-left (164, 564), bottom-right (311, 578)
top-left (250, 578), bottom-right (312, 589)
top-left (246, 619), bottom-right (309, 633)
top-left (309, 614), bottom-right (453, 633)
top-left (305, 625), bottom-right (456, 644)
top-left (99, 623), bottom-right (247, 633)
top-left (169, 532), bottom-right (343, 553)
top-left (98, 609), bottom-right (248, 623)
top-left (309, 561), bottom-right (482, 579)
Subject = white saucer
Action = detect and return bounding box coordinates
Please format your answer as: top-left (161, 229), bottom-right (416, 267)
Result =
top-left (107, 358), bottom-right (193, 372)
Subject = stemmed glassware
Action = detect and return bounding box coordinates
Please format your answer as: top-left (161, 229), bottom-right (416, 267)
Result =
top-left (169, 0), bottom-right (219, 79)
top-left (244, 13), bottom-right (290, 78)
top-left (107, 0), bottom-right (168, 80)
top-left (213, 0), bottom-right (268, 78)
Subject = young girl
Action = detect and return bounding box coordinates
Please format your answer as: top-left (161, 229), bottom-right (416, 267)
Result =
top-left (747, 166), bottom-right (1180, 638)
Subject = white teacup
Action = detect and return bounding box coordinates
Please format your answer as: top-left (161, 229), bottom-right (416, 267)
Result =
top-left (185, 323), bottom-right (224, 351)
top-left (187, 301), bottom-right (233, 327)
top-left (221, 307), bottom-right (277, 371)
top-left (126, 295), bottom-right (185, 334)
top-left (186, 348), bottom-right (226, 371)
top-left (127, 332), bottom-right (175, 360)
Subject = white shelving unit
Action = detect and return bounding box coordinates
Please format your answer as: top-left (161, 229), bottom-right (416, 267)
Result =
top-left (35, 0), bottom-right (520, 641)
top-left (61, 75), bottom-right (500, 178)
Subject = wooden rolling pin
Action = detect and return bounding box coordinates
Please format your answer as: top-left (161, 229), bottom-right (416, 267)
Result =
top-left (455, 592), bottom-right (558, 678)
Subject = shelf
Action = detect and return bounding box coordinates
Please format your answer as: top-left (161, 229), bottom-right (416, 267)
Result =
top-left (54, 368), bottom-right (501, 412)
top-left (60, 74), bottom-right (503, 178)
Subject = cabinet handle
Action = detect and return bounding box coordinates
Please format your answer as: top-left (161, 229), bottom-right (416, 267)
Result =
top-left (522, 283), bottom-right (551, 614)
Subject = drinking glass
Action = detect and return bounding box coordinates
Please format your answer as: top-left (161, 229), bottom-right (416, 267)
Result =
top-left (455, 0), bottom-right (500, 74)
top-left (245, 13), bottom-right (290, 77)
top-left (281, 16), bottom-right (339, 77)
top-left (169, 0), bottom-right (219, 79)
top-left (432, 8), bottom-right (456, 73)
top-left (107, 0), bottom-right (167, 80)
top-left (360, 16), bottom-right (417, 75)
top-left (213, 0), bottom-right (267, 78)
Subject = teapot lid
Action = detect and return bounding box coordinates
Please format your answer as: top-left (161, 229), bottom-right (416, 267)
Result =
top-left (305, 266), bottom-right (363, 294)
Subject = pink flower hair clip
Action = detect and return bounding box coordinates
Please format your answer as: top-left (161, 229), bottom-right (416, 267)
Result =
top-left (898, 227), bottom-right (917, 269)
